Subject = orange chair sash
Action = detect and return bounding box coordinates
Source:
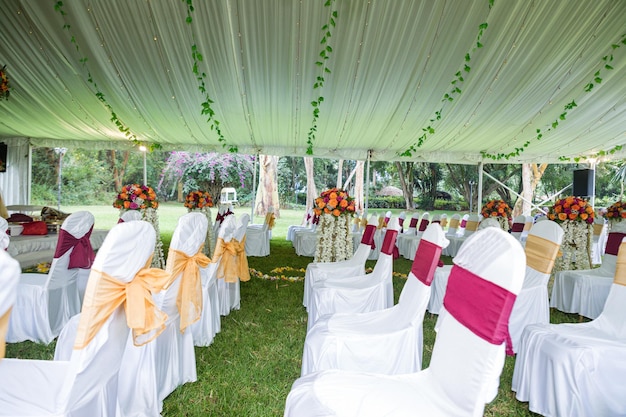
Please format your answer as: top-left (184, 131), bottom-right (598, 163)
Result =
top-left (449, 218), bottom-right (460, 229)
top-left (465, 220), bottom-right (479, 232)
top-left (74, 263), bottom-right (171, 349)
top-left (0, 307), bottom-right (11, 359)
top-left (167, 247), bottom-right (210, 333)
top-left (265, 213), bottom-right (276, 230)
top-left (213, 237), bottom-right (250, 283)
top-left (614, 242), bottom-right (626, 286)
top-left (525, 235), bottom-right (560, 274)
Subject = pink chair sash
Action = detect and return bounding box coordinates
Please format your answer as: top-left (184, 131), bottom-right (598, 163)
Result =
top-left (380, 230), bottom-right (398, 256)
top-left (53, 225), bottom-right (95, 269)
top-left (443, 265), bottom-right (517, 355)
top-left (460, 219), bottom-right (467, 228)
top-left (511, 223), bottom-right (524, 233)
top-left (605, 232), bottom-right (626, 256)
top-left (409, 218), bottom-right (418, 228)
top-left (410, 240), bottom-right (442, 286)
top-left (361, 224), bottom-right (377, 249)
top-left (418, 219), bottom-right (429, 232)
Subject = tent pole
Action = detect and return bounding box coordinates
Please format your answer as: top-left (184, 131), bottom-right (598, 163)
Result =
top-left (477, 162), bottom-right (484, 215)
top-left (251, 153), bottom-right (258, 222)
top-left (364, 150), bottom-right (371, 218)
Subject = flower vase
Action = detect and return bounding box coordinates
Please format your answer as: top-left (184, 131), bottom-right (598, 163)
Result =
top-left (189, 207), bottom-right (213, 257)
top-left (314, 213), bottom-right (353, 263)
top-left (555, 220), bottom-right (591, 271)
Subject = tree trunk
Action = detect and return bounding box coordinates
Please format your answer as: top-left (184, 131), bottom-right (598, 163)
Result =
top-left (304, 157), bottom-right (318, 212)
top-left (353, 161), bottom-right (365, 213)
top-left (395, 161), bottom-right (415, 209)
top-left (107, 150), bottom-right (130, 190)
top-left (255, 155), bottom-right (280, 217)
top-left (513, 163), bottom-right (548, 217)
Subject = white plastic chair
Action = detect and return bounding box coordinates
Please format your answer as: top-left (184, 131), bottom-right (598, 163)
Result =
top-left (285, 228), bottom-right (526, 417)
top-left (301, 223), bottom-right (449, 376)
top-left (303, 214), bottom-right (378, 309)
top-left (0, 221), bottom-right (158, 416)
top-left (508, 220), bottom-right (563, 353)
top-left (7, 211), bottom-right (94, 343)
top-left (0, 250), bottom-right (20, 359)
top-left (512, 237), bottom-right (626, 417)
top-left (245, 208), bottom-right (272, 257)
top-left (550, 223), bottom-right (626, 319)
top-left (306, 218), bottom-right (400, 331)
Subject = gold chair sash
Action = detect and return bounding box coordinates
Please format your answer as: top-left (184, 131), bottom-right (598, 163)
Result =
top-left (167, 247), bottom-right (210, 333)
top-left (525, 235), bottom-right (560, 274)
top-left (440, 218), bottom-right (448, 228)
top-left (593, 223), bottom-right (604, 236)
top-left (265, 212), bottom-right (276, 230)
top-left (449, 218), bottom-right (460, 229)
top-left (74, 263), bottom-right (171, 349)
top-left (614, 242), bottom-right (626, 286)
top-left (465, 220), bottom-right (479, 232)
top-left (353, 217), bottom-right (361, 226)
top-left (213, 237), bottom-right (250, 283)
top-left (377, 217), bottom-right (385, 229)
top-left (360, 217), bottom-right (368, 228)
top-left (523, 222), bottom-right (533, 231)
top-left (0, 307), bottom-right (11, 359)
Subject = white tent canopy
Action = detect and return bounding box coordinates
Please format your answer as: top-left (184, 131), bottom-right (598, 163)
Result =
top-left (0, 0), bottom-right (624, 166)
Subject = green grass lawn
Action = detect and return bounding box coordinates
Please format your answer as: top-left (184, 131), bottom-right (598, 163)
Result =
top-left (6, 205), bottom-right (578, 416)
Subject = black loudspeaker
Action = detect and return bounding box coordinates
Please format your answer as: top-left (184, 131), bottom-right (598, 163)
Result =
top-left (573, 169), bottom-right (594, 197)
top-left (0, 142), bottom-right (6, 172)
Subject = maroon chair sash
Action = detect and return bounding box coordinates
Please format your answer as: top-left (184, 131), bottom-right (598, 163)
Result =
top-left (443, 264), bottom-right (517, 355)
top-left (361, 224), bottom-right (377, 249)
top-left (410, 240), bottom-right (443, 286)
top-left (53, 225), bottom-right (95, 269)
top-left (605, 232), bottom-right (626, 256)
top-left (418, 219), bottom-right (429, 232)
top-left (312, 215), bottom-right (320, 225)
top-left (398, 217), bottom-right (405, 233)
top-left (511, 223), bottom-right (524, 233)
top-left (380, 229), bottom-right (398, 255)
top-left (409, 218), bottom-right (418, 228)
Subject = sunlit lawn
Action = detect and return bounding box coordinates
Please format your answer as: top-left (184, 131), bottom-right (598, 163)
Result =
top-left (7, 204), bottom-right (577, 416)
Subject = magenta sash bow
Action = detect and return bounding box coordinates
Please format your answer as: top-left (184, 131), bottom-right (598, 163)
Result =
top-left (443, 265), bottom-right (517, 355)
top-left (460, 219), bottom-right (467, 228)
top-left (361, 224), bottom-right (377, 249)
top-left (411, 240), bottom-right (443, 286)
top-left (418, 219), bottom-right (429, 232)
top-left (605, 232), bottom-right (626, 256)
top-left (409, 218), bottom-right (418, 228)
top-left (511, 223), bottom-right (524, 233)
top-left (380, 229), bottom-right (398, 256)
top-left (53, 225), bottom-right (95, 269)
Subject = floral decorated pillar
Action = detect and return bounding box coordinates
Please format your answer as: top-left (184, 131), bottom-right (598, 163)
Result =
top-left (113, 184), bottom-right (165, 269)
top-left (313, 188), bottom-right (356, 263)
top-left (547, 196), bottom-right (594, 271)
top-left (480, 199), bottom-right (512, 231)
top-left (184, 190), bottom-right (214, 257)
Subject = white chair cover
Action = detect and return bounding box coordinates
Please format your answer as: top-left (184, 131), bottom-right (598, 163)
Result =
top-left (7, 211), bottom-right (94, 343)
top-left (0, 217), bottom-right (9, 250)
top-left (287, 209), bottom-right (313, 242)
top-left (285, 228), bottom-right (526, 417)
top-left (0, 251), bottom-right (20, 359)
top-left (0, 221), bottom-right (155, 416)
top-left (512, 238), bottom-right (626, 417)
top-left (508, 220), bottom-right (563, 353)
top-left (119, 210), bottom-right (143, 223)
top-left (397, 211), bottom-right (406, 233)
top-left (301, 224), bottom-right (449, 376)
top-left (510, 214), bottom-right (526, 240)
top-left (591, 216), bottom-right (608, 265)
top-left (521, 215), bottom-right (534, 241)
top-left (293, 226), bottom-right (319, 257)
top-left (216, 215), bottom-right (246, 315)
top-left (245, 209), bottom-right (272, 257)
top-left (550, 223), bottom-right (626, 319)
top-left (444, 213), bottom-right (480, 257)
top-left (303, 214), bottom-right (378, 309)
top-left (397, 212), bottom-right (419, 259)
top-left (306, 218), bottom-right (400, 331)
top-left (398, 213), bottom-right (431, 261)
top-left (445, 213), bottom-right (460, 237)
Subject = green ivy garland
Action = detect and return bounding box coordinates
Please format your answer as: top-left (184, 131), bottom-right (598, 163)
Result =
top-left (481, 33), bottom-right (626, 161)
top-left (307, 0), bottom-right (339, 155)
top-left (181, 0), bottom-right (237, 153)
top-left (53, 2), bottom-right (159, 150)
top-left (398, 0), bottom-right (493, 157)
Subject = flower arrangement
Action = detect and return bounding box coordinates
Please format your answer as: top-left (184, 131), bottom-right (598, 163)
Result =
top-left (113, 184), bottom-right (159, 210)
top-left (184, 190), bottom-right (214, 210)
top-left (481, 199), bottom-right (512, 218)
top-left (547, 196), bottom-right (594, 224)
top-left (0, 65), bottom-right (9, 100)
top-left (606, 201), bottom-right (626, 221)
top-left (313, 188), bottom-right (356, 217)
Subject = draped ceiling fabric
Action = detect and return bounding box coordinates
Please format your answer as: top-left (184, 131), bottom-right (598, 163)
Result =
top-left (0, 0), bottom-right (624, 164)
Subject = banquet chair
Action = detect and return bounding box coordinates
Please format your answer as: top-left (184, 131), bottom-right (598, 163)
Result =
top-left (405, 212), bottom-right (420, 234)
top-left (418, 212), bottom-right (430, 233)
top-left (0, 250), bottom-right (20, 360)
top-left (293, 214), bottom-right (321, 257)
top-left (440, 213), bottom-right (448, 228)
top-left (245, 208), bottom-right (273, 257)
top-left (303, 214), bottom-right (378, 309)
top-left (118, 209), bottom-right (142, 223)
top-left (512, 237), bottom-right (626, 417)
top-left (550, 222), bottom-right (626, 319)
top-left (443, 213), bottom-right (480, 257)
top-left (521, 215), bottom-right (534, 241)
top-left (445, 213), bottom-right (461, 236)
top-left (0, 221), bottom-right (162, 416)
top-left (590, 216), bottom-right (607, 265)
top-left (508, 220), bottom-right (563, 353)
top-left (306, 218), bottom-right (400, 331)
top-left (398, 212), bottom-right (431, 261)
top-left (285, 228), bottom-right (526, 417)
top-left (397, 211), bottom-right (406, 233)
top-left (215, 215), bottom-right (250, 315)
top-left (397, 212), bottom-right (419, 259)
top-left (431, 213), bottom-right (441, 224)
top-left (287, 209), bottom-right (313, 241)
top-left (7, 211), bottom-right (95, 343)
top-left (301, 223), bottom-right (449, 376)
top-left (510, 214), bottom-right (526, 240)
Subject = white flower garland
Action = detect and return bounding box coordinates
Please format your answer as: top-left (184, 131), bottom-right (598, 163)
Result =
top-left (496, 216), bottom-right (509, 231)
top-left (189, 207), bottom-right (213, 257)
top-left (555, 220), bottom-right (591, 271)
top-left (314, 213), bottom-right (353, 263)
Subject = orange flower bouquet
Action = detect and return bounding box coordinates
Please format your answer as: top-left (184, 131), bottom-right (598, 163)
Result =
top-left (606, 201), bottom-right (626, 222)
top-left (547, 196), bottom-right (594, 224)
top-left (0, 65), bottom-right (9, 100)
top-left (313, 188), bottom-right (356, 217)
top-left (113, 184), bottom-right (159, 210)
top-left (184, 190), bottom-right (213, 210)
top-left (481, 199), bottom-right (512, 219)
